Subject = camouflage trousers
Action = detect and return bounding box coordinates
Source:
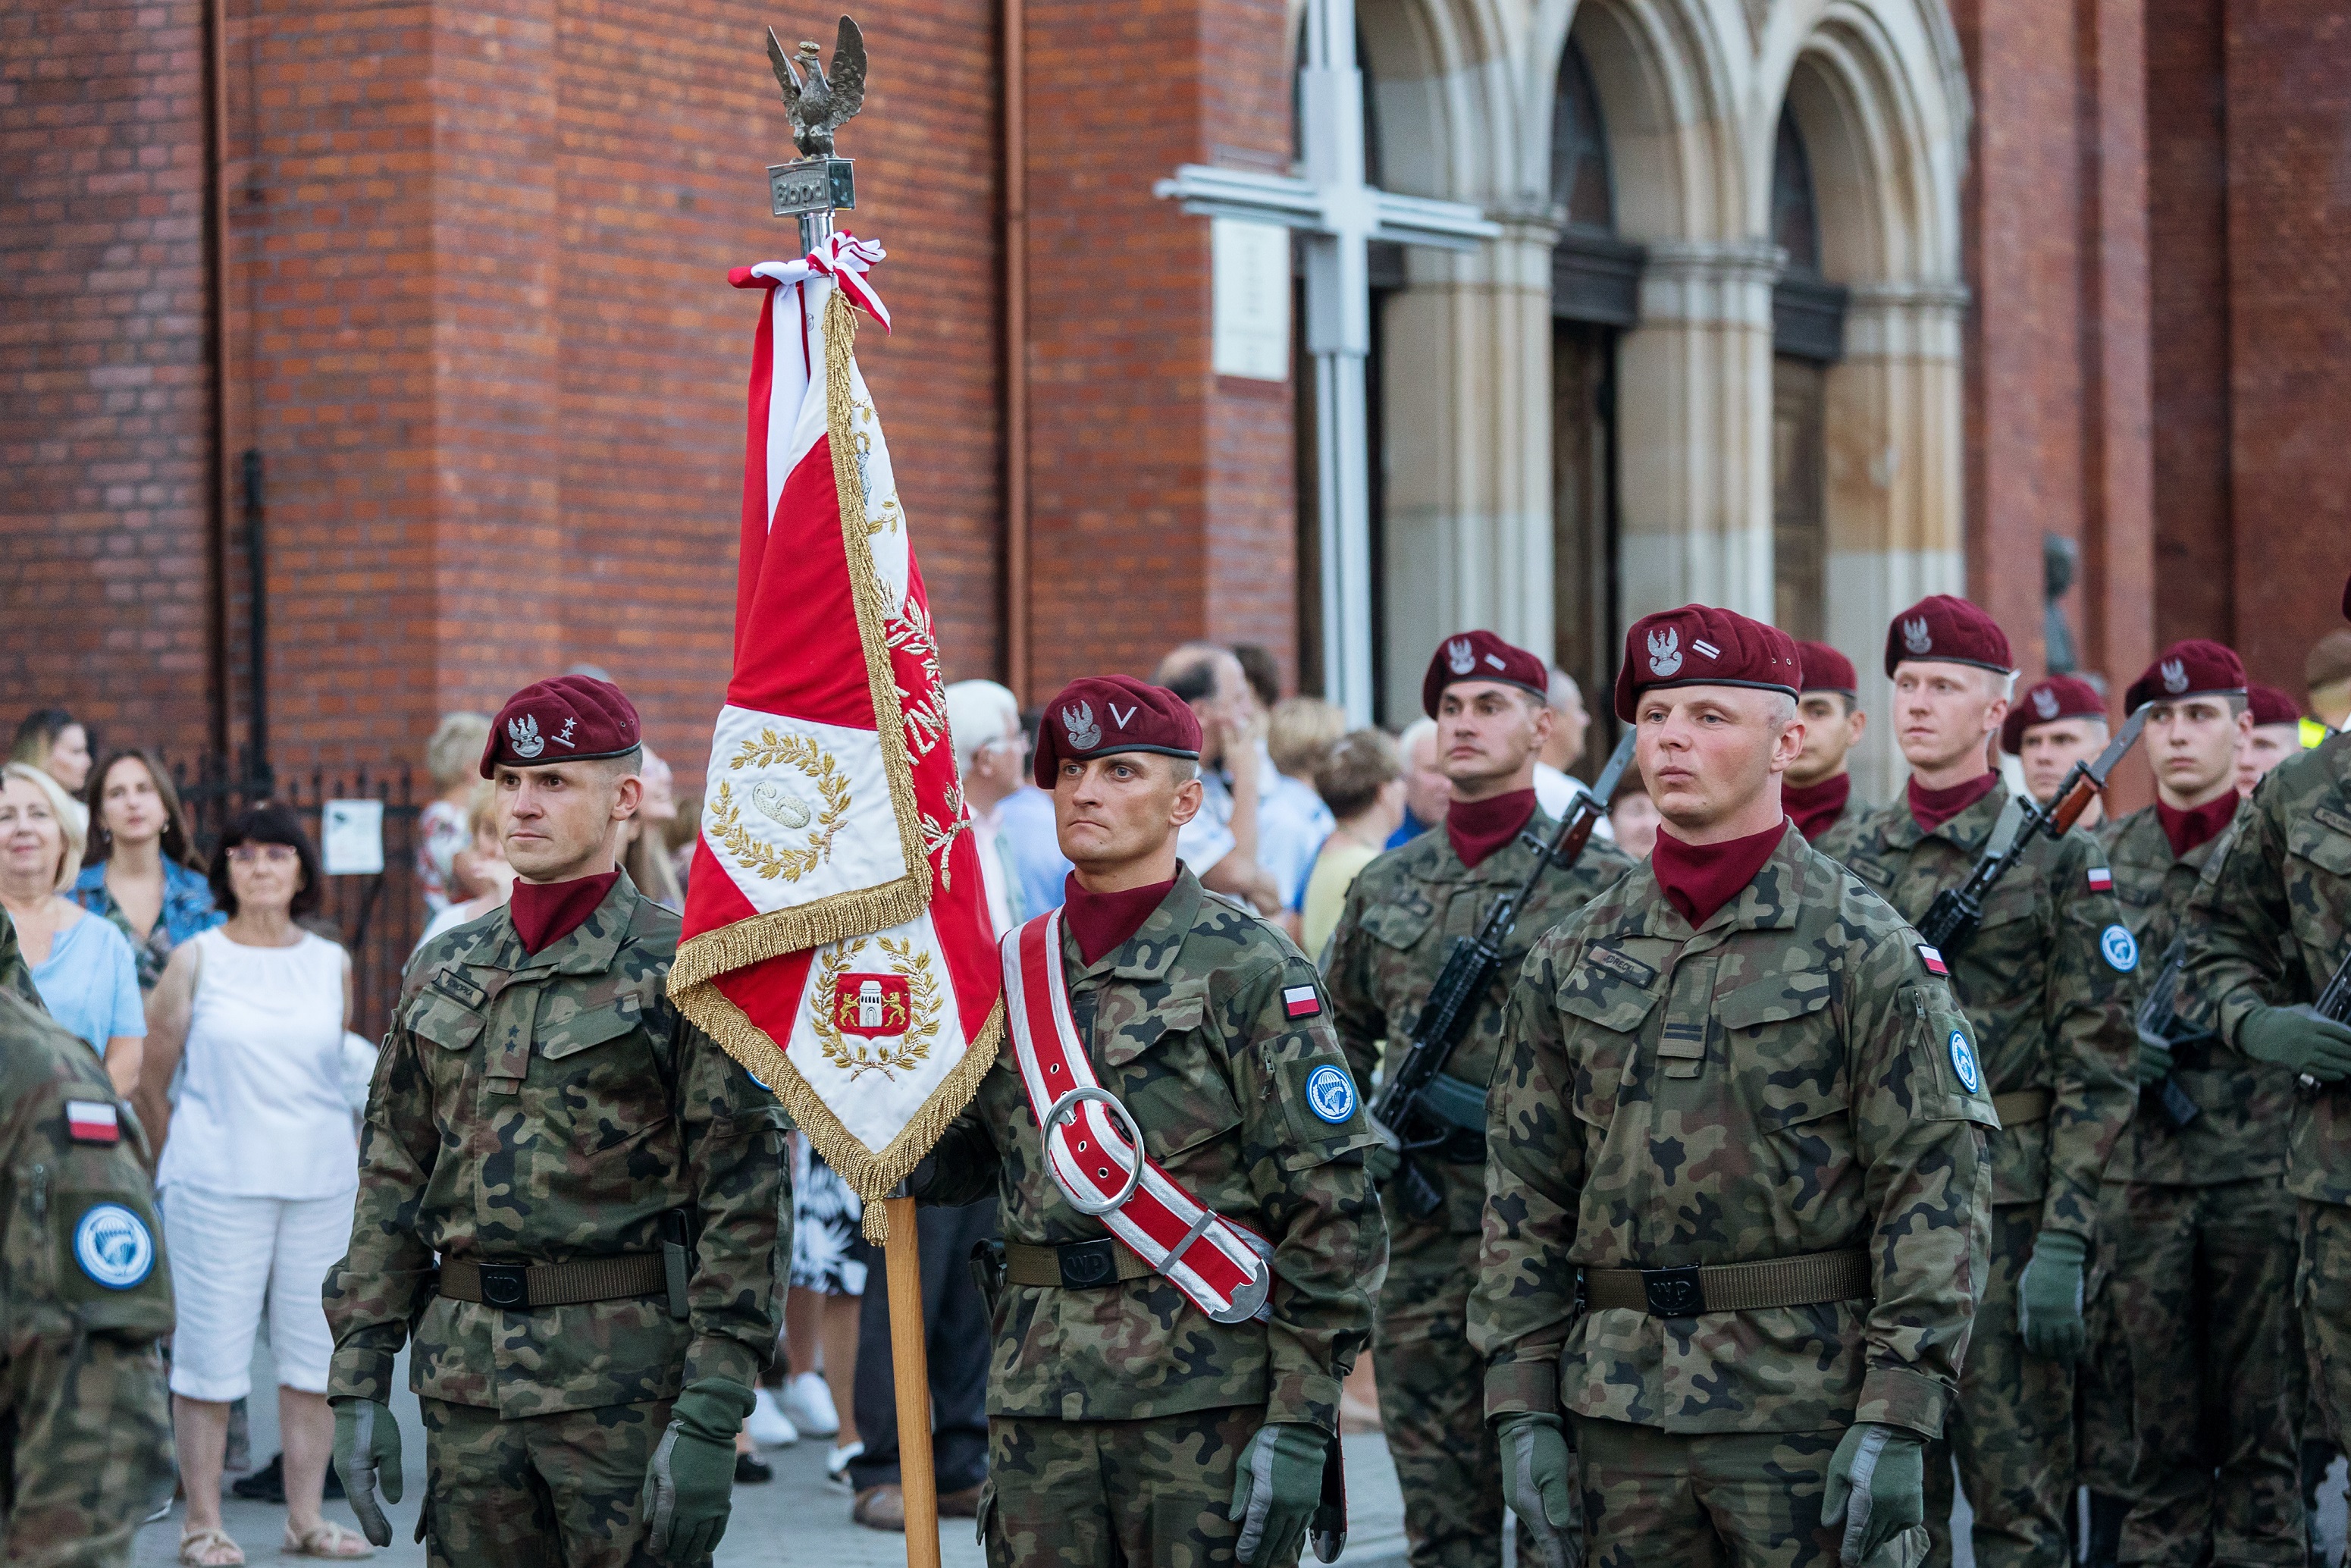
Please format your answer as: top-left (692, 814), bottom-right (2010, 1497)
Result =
top-left (2299, 1201), bottom-right (2351, 1463)
top-left (418, 1396), bottom-right (670, 1568)
top-left (2078, 1176), bottom-right (2304, 1566)
top-left (0, 1334), bottom-right (172, 1568)
top-left (981, 1406), bottom-right (1276, 1568)
top-left (1569, 1415), bottom-right (1920, 1568)
top-left (1924, 1203), bottom-right (2073, 1568)
top-left (1375, 1215), bottom-right (1550, 1568)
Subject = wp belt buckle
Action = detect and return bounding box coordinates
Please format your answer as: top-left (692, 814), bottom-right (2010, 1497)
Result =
top-left (477, 1262), bottom-right (531, 1309)
top-left (1641, 1265), bottom-right (1704, 1319)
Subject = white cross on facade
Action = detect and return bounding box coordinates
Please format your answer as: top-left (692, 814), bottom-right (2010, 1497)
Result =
top-left (1157, 0), bottom-right (1498, 724)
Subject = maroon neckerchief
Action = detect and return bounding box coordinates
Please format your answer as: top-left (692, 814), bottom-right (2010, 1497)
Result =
top-left (1062, 873), bottom-right (1177, 966)
top-left (509, 870), bottom-right (620, 955)
top-left (1650, 820), bottom-right (1788, 930)
top-left (2156, 794), bottom-right (2239, 860)
top-left (1782, 774), bottom-right (1852, 842)
top-left (1908, 772), bottom-right (1999, 834)
top-left (1447, 789), bottom-right (1538, 870)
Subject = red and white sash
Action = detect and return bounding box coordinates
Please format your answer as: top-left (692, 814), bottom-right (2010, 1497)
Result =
top-left (1001, 911), bottom-right (1272, 1325)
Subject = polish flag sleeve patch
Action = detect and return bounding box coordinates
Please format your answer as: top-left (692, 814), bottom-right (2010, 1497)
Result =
top-left (1283, 983), bottom-right (1324, 1020)
top-left (65, 1101), bottom-right (121, 1144)
top-left (2087, 866), bottom-right (2114, 892)
top-left (1916, 944), bottom-right (1949, 977)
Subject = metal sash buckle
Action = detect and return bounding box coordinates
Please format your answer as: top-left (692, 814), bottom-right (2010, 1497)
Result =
top-left (478, 1263), bottom-right (530, 1309)
top-left (1042, 1085), bottom-right (1146, 1215)
top-left (1056, 1238), bottom-right (1121, 1289)
top-left (1641, 1265), bottom-right (1705, 1319)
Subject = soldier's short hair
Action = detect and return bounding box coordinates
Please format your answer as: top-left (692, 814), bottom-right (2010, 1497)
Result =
top-left (1314, 729), bottom-right (1403, 820)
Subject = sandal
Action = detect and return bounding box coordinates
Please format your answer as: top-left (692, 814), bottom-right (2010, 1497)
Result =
top-left (178, 1527), bottom-right (246, 1567)
top-left (281, 1520), bottom-right (372, 1559)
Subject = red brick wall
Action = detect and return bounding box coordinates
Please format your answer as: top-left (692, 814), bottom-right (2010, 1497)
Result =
top-left (1022, 0), bottom-right (1295, 701)
top-left (2222, 1), bottom-right (2351, 698)
top-left (2146, 0), bottom-right (2234, 651)
top-left (0, 0), bottom-right (216, 761)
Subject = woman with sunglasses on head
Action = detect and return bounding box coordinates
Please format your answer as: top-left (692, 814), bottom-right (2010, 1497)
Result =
top-left (140, 804), bottom-right (369, 1564)
top-left (74, 748), bottom-right (224, 992)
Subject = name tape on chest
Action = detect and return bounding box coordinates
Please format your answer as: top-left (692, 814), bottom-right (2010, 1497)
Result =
top-left (1002, 912), bottom-right (1272, 1325)
top-left (2086, 866), bottom-right (2113, 893)
top-left (1282, 983), bottom-right (1322, 1020)
top-left (1585, 945), bottom-right (1658, 989)
top-left (64, 1100), bottom-right (121, 1143)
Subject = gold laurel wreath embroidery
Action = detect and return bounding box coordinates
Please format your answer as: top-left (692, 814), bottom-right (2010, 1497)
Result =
top-left (810, 939), bottom-right (942, 1081)
top-left (708, 731), bottom-right (852, 883)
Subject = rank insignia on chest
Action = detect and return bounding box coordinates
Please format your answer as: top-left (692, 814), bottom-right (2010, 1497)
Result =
top-left (2086, 866), bottom-right (2113, 892)
top-left (64, 1100), bottom-right (120, 1144)
top-left (1283, 983), bottom-right (1323, 1020)
top-left (1916, 944), bottom-right (1948, 977)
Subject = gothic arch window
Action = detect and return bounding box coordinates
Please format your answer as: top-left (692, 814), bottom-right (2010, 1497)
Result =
top-left (1553, 39), bottom-right (1613, 234)
top-left (1770, 105), bottom-right (1846, 640)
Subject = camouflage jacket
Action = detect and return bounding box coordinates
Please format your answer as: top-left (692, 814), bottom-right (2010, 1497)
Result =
top-left (2099, 802), bottom-right (2291, 1185)
top-left (1471, 826), bottom-right (1995, 1439)
top-left (1820, 782), bottom-right (2140, 1239)
top-left (2181, 735), bottom-right (2351, 1206)
top-left (0, 917), bottom-right (41, 1011)
top-left (324, 873), bottom-right (790, 1416)
top-left (2, 986), bottom-right (175, 1352)
top-left (923, 869), bottom-right (1387, 1434)
top-left (1321, 810), bottom-right (1632, 1232)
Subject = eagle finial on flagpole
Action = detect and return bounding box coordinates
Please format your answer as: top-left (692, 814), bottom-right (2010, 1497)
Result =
top-left (763, 15), bottom-right (868, 251)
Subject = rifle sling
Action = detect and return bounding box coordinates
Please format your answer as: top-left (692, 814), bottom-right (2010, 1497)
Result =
top-left (1583, 1248), bottom-right (1870, 1316)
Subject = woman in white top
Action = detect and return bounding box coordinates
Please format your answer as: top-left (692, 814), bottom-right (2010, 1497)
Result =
top-left (139, 804), bottom-right (369, 1564)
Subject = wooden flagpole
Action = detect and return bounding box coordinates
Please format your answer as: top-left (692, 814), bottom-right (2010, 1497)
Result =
top-left (882, 1196), bottom-right (942, 1568)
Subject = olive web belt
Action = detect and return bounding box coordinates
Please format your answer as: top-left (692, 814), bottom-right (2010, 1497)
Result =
top-left (1002, 911), bottom-right (1273, 1325)
top-left (1001, 1239), bottom-right (1157, 1289)
top-left (1583, 1247), bottom-right (1872, 1318)
top-left (437, 1253), bottom-right (666, 1310)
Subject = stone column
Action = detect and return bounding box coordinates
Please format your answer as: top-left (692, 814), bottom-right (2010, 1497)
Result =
top-left (1615, 239), bottom-right (1779, 625)
top-left (1375, 212), bottom-right (1559, 721)
top-left (1828, 280), bottom-right (1970, 801)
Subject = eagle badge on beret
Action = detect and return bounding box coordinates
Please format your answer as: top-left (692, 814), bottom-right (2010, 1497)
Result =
top-left (1447, 637), bottom-right (1476, 675)
top-left (507, 715), bottom-right (546, 759)
top-left (1647, 627), bottom-right (1682, 677)
top-left (1062, 701), bottom-right (1101, 751)
top-left (2161, 659), bottom-right (2188, 695)
top-left (1901, 616), bottom-right (1933, 656)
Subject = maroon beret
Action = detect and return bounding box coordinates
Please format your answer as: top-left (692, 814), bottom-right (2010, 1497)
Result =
top-left (481, 675), bottom-right (642, 776)
top-left (2124, 638), bottom-right (2248, 715)
top-left (2001, 676), bottom-right (2108, 755)
top-left (1422, 630), bottom-right (1549, 717)
top-left (1885, 594), bottom-right (2014, 677)
top-left (2246, 683), bottom-right (2302, 729)
top-left (1613, 605), bottom-right (1802, 722)
top-left (1795, 640), bottom-right (1859, 698)
top-left (1033, 674), bottom-right (1202, 788)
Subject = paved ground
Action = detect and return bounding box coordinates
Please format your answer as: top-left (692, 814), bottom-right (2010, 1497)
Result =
top-left (133, 1341), bottom-right (2342, 1567)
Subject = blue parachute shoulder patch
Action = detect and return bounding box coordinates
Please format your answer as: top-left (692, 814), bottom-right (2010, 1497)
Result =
top-left (1304, 1064), bottom-right (1357, 1124)
top-left (1948, 1028), bottom-right (1983, 1096)
top-left (73, 1203), bottom-right (155, 1291)
top-left (2099, 924), bottom-right (2139, 974)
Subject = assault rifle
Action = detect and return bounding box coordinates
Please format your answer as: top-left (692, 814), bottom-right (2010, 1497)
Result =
top-left (2293, 946), bottom-right (2351, 1096)
top-left (1371, 729), bottom-right (1639, 1220)
top-left (1916, 707), bottom-right (2147, 955)
top-left (2133, 933), bottom-right (2206, 1129)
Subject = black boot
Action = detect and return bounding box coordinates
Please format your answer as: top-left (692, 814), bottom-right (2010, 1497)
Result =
top-left (2084, 1491), bottom-right (2128, 1568)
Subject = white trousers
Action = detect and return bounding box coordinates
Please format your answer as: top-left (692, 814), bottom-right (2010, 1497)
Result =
top-left (160, 1184), bottom-right (356, 1402)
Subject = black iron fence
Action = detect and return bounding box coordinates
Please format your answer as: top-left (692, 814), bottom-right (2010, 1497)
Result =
top-left (171, 755), bottom-right (424, 1039)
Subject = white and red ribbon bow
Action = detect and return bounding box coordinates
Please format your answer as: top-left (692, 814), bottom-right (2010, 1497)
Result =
top-left (731, 231), bottom-right (891, 330)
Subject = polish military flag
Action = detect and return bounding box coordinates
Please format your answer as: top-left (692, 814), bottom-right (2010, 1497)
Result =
top-left (671, 234), bottom-right (1000, 1236)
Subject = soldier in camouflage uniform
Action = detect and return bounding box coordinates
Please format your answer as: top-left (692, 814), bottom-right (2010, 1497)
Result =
top-left (1323, 629), bottom-right (1630, 1568)
top-left (0, 916), bottom-right (176, 1566)
top-left (1785, 640), bottom-right (1872, 843)
top-left (917, 675), bottom-right (1385, 1568)
top-left (0, 910), bottom-right (39, 1009)
top-left (1475, 604), bottom-right (1997, 1568)
top-left (2074, 641), bottom-right (2303, 1568)
top-left (2182, 579), bottom-right (2351, 1568)
top-left (326, 676), bottom-right (788, 1568)
top-left (1819, 597), bottom-right (2142, 1568)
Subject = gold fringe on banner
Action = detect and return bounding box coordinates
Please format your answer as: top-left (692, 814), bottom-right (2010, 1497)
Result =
top-left (671, 283), bottom-right (998, 1230)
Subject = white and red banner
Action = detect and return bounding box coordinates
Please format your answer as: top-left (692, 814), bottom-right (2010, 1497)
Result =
top-left (671, 236), bottom-right (1002, 1231)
